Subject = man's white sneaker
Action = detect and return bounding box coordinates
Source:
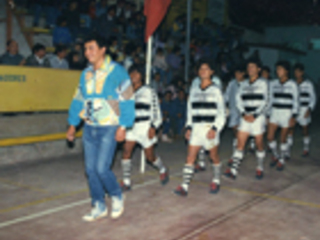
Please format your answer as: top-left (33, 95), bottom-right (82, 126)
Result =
top-left (111, 195), bottom-right (124, 219)
top-left (82, 202), bottom-right (108, 222)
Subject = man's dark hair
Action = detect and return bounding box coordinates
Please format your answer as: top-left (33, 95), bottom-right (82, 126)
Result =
top-left (261, 66), bottom-right (271, 73)
top-left (233, 63), bottom-right (246, 73)
top-left (84, 34), bottom-right (107, 49)
top-left (197, 57), bottom-right (215, 71)
top-left (247, 58), bottom-right (262, 68)
top-left (55, 45), bottom-right (68, 54)
top-left (276, 60), bottom-right (291, 73)
top-left (32, 43), bottom-right (46, 54)
top-left (293, 63), bottom-right (304, 71)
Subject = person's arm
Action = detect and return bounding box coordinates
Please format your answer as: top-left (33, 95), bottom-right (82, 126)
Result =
top-left (150, 89), bottom-right (162, 129)
top-left (185, 90), bottom-right (193, 130)
top-left (236, 84), bottom-right (245, 116)
top-left (116, 65), bottom-right (135, 129)
top-left (291, 82), bottom-right (299, 118)
top-left (67, 72), bottom-right (85, 127)
top-left (212, 88), bottom-right (226, 132)
top-left (309, 81), bottom-right (317, 111)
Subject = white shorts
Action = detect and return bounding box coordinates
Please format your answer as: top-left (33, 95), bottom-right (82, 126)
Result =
top-left (269, 109), bottom-right (291, 128)
top-left (228, 111), bottom-right (240, 128)
top-left (238, 115), bottom-right (266, 136)
top-left (189, 124), bottom-right (220, 150)
top-left (126, 123), bottom-right (157, 149)
top-left (297, 107), bottom-right (311, 127)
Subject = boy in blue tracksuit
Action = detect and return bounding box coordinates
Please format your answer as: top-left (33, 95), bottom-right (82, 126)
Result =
top-left (67, 35), bottom-right (135, 222)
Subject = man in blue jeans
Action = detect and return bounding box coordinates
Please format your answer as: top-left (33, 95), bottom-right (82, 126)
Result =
top-left (66, 35), bottom-right (135, 222)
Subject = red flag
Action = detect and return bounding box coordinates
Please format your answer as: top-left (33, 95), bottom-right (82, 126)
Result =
top-left (144, 0), bottom-right (171, 42)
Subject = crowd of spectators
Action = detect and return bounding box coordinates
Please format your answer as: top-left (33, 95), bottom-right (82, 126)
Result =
top-left (1, 0), bottom-right (255, 140)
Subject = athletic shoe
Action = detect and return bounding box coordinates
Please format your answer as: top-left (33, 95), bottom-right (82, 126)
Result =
top-left (276, 162), bottom-right (285, 171)
top-left (82, 202), bottom-right (108, 222)
top-left (111, 195), bottom-right (124, 219)
top-left (209, 182), bottom-right (220, 194)
top-left (224, 168), bottom-right (236, 180)
top-left (269, 156), bottom-right (278, 167)
top-left (227, 159), bottom-right (233, 167)
top-left (302, 150), bottom-right (309, 157)
top-left (194, 163), bottom-right (206, 173)
top-left (161, 134), bottom-right (173, 143)
top-left (256, 169), bottom-right (264, 180)
top-left (160, 168), bottom-right (170, 185)
top-left (174, 185), bottom-right (188, 197)
top-left (120, 181), bottom-right (131, 192)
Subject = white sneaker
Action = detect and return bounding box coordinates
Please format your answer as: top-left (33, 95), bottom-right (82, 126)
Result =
top-left (111, 195), bottom-right (124, 219)
top-left (161, 134), bottom-right (172, 143)
top-left (82, 202), bottom-right (108, 222)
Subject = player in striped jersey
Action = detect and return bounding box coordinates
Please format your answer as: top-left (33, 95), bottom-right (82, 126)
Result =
top-left (174, 59), bottom-right (226, 196)
top-left (267, 61), bottom-right (299, 171)
top-left (191, 69), bottom-right (223, 172)
top-left (287, 63), bottom-right (317, 157)
top-left (120, 65), bottom-right (169, 191)
top-left (225, 64), bottom-right (246, 154)
top-left (225, 59), bottom-right (268, 180)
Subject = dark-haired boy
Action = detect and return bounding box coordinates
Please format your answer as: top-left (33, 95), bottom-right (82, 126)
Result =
top-left (225, 59), bottom-right (268, 179)
top-left (174, 59), bottom-right (226, 196)
top-left (120, 65), bottom-right (169, 191)
top-left (267, 61), bottom-right (299, 171)
top-left (287, 63), bottom-right (317, 157)
top-left (66, 35), bottom-right (135, 221)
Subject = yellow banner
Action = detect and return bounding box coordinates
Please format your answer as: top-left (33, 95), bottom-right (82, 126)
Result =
top-left (0, 66), bottom-right (81, 112)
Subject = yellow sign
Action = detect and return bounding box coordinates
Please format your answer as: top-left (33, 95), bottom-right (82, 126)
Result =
top-left (0, 66), bottom-right (81, 112)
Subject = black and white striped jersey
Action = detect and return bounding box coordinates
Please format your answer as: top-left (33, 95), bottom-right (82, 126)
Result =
top-left (133, 85), bottom-right (162, 129)
top-left (298, 79), bottom-right (317, 111)
top-left (267, 79), bottom-right (299, 116)
top-left (186, 83), bottom-right (226, 132)
top-left (236, 78), bottom-right (268, 117)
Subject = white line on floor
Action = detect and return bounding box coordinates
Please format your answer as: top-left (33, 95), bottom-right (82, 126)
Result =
top-left (0, 172), bottom-right (181, 229)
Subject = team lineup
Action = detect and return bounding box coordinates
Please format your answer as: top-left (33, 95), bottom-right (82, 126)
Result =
top-left (66, 36), bottom-right (317, 221)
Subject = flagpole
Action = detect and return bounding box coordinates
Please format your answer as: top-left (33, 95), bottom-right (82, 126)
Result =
top-left (140, 35), bottom-right (153, 174)
top-left (185, 0), bottom-right (192, 82)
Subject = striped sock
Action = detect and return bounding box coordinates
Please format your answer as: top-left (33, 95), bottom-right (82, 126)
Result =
top-left (279, 143), bottom-right (288, 164)
top-left (121, 159), bottom-right (132, 185)
top-left (303, 136), bottom-right (310, 151)
top-left (256, 150), bottom-right (265, 171)
top-left (152, 157), bottom-right (166, 174)
top-left (181, 165), bottom-right (194, 191)
top-left (212, 163), bottom-right (221, 184)
top-left (231, 150), bottom-right (244, 176)
top-left (198, 148), bottom-right (206, 168)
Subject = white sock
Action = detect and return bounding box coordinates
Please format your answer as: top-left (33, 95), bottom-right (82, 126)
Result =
top-left (212, 163), bottom-right (221, 184)
top-left (153, 157), bottom-right (166, 174)
top-left (303, 136), bottom-right (310, 151)
top-left (280, 143), bottom-right (288, 164)
top-left (182, 165), bottom-right (194, 191)
top-left (256, 150), bottom-right (265, 171)
top-left (121, 159), bottom-right (131, 185)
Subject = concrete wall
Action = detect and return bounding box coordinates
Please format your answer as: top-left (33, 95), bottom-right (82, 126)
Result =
top-left (265, 26), bottom-right (320, 82)
top-left (0, 113), bottom-right (82, 167)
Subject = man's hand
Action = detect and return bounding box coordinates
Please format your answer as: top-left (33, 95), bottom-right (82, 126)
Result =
top-left (304, 109), bottom-right (311, 118)
top-left (66, 126), bottom-right (76, 142)
top-left (115, 127), bottom-right (126, 142)
top-left (148, 127), bottom-right (156, 139)
top-left (244, 114), bottom-right (255, 123)
top-left (185, 129), bottom-right (191, 141)
top-left (289, 117), bottom-right (296, 128)
top-left (207, 129), bottom-right (216, 140)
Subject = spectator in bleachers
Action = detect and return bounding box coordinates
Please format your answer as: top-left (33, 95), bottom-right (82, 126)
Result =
top-left (123, 42), bottom-right (136, 70)
top-left (32, 0), bottom-right (61, 28)
top-left (161, 91), bottom-right (174, 142)
top-left (95, 5), bottom-right (118, 41)
top-left (116, 0), bottom-right (125, 18)
top-left (261, 66), bottom-right (272, 80)
top-left (126, 18), bottom-right (138, 41)
top-left (79, 0), bottom-right (92, 28)
top-left (153, 48), bottom-right (171, 85)
top-left (174, 89), bottom-right (187, 136)
top-left (62, 1), bottom-right (80, 40)
top-left (151, 72), bottom-right (165, 95)
top-left (124, 2), bottom-right (133, 20)
top-left (95, 0), bottom-right (108, 18)
top-left (0, 39), bottom-right (25, 66)
top-left (49, 45), bottom-right (69, 69)
top-left (166, 46), bottom-right (182, 77)
top-left (25, 43), bottom-right (51, 67)
top-left (53, 16), bottom-right (72, 47)
top-left (68, 51), bottom-right (84, 70)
